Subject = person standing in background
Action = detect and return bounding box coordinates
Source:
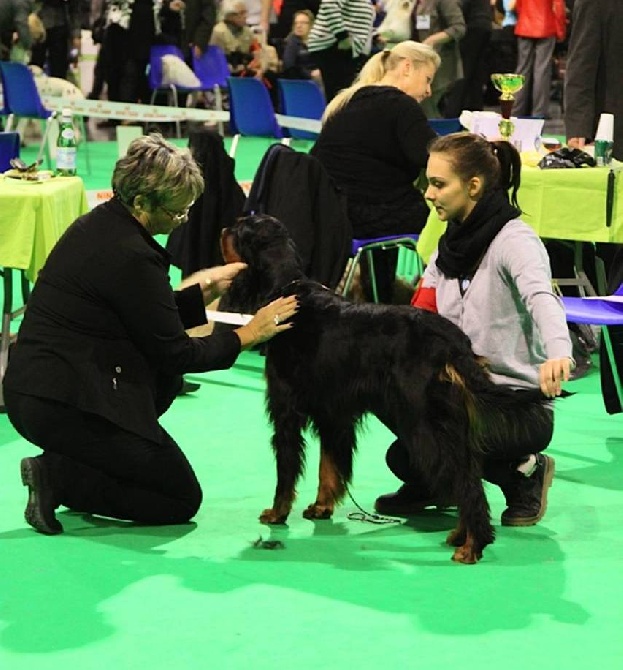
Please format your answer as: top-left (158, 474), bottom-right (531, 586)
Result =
top-left (31, 0), bottom-right (82, 79)
top-left (565, 0), bottom-right (623, 161)
top-left (182, 0), bottom-right (216, 59)
top-left (443, 0), bottom-right (492, 116)
top-left (511, 0), bottom-right (566, 119)
top-left (409, 0), bottom-right (466, 118)
top-left (0, 0), bottom-right (34, 62)
top-left (307, 0), bottom-right (375, 102)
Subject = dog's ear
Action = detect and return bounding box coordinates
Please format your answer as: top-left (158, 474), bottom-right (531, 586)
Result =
top-left (220, 229), bottom-right (242, 264)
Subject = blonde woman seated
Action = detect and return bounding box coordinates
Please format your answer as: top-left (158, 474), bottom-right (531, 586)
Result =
top-left (310, 40), bottom-right (440, 303)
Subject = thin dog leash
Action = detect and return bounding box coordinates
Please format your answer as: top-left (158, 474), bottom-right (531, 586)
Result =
top-left (345, 486), bottom-right (402, 525)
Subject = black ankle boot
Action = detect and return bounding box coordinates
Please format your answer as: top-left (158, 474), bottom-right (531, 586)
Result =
top-left (500, 455), bottom-right (555, 527)
top-left (20, 456), bottom-right (63, 535)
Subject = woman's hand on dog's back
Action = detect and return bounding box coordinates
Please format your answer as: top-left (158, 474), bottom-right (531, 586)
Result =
top-left (235, 296), bottom-right (299, 349)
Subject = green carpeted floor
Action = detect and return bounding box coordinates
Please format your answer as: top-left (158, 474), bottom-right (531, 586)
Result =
top-left (1, 137), bottom-right (622, 669)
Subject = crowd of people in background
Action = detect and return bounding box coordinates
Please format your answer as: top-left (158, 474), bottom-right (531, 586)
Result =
top-left (3, 0), bottom-right (616, 129)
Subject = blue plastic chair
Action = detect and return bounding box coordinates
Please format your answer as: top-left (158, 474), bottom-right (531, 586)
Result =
top-left (148, 45), bottom-right (202, 138)
top-left (428, 118), bottom-right (463, 136)
top-left (0, 131), bottom-right (20, 172)
top-left (227, 76), bottom-right (286, 157)
top-left (277, 79), bottom-right (326, 140)
top-left (562, 285), bottom-right (623, 406)
top-left (191, 45), bottom-right (230, 135)
top-left (340, 234), bottom-right (422, 303)
top-left (0, 61), bottom-right (90, 172)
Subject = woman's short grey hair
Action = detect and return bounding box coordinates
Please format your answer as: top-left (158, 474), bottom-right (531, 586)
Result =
top-left (112, 134), bottom-right (204, 208)
top-left (222, 0), bottom-right (247, 16)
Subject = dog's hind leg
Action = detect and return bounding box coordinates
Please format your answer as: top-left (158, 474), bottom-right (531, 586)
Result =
top-left (449, 476), bottom-right (495, 564)
top-left (302, 419), bottom-right (356, 520)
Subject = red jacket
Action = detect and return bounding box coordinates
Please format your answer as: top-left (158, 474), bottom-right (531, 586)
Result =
top-left (514, 0), bottom-right (566, 41)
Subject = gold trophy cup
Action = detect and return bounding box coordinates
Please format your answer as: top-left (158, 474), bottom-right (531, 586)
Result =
top-left (491, 73), bottom-right (525, 142)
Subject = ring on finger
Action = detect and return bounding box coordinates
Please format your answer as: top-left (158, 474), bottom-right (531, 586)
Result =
top-left (274, 315), bottom-right (280, 326)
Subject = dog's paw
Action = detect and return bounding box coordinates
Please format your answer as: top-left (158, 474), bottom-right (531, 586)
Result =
top-left (451, 542), bottom-right (482, 564)
top-left (302, 503), bottom-right (334, 520)
top-left (259, 508), bottom-right (288, 525)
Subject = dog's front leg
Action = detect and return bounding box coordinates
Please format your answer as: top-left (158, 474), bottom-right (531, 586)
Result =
top-left (302, 449), bottom-right (345, 520)
top-left (259, 414), bottom-right (307, 525)
top-left (302, 420), bottom-right (355, 520)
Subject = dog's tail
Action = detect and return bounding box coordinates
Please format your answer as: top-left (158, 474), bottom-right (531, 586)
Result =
top-left (439, 358), bottom-right (550, 455)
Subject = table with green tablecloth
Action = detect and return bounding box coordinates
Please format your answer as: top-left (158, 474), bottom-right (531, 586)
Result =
top-left (417, 166), bottom-right (623, 293)
top-left (0, 175), bottom-right (88, 406)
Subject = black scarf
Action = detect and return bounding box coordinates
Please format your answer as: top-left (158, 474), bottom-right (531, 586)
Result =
top-left (435, 189), bottom-right (521, 279)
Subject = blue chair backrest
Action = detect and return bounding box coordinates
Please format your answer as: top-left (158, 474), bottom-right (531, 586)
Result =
top-left (192, 45), bottom-right (230, 89)
top-left (227, 76), bottom-right (283, 138)
top-left (147, 44), bottom-right (188, 90)
top-left (428, 118), bottom-right (463, 136)
top-left (0, 131), bottom-right (20, 172)
top-left (0, 61), bottom-right (51, 118)
top-left (277, 79), bottom-right (326, 140)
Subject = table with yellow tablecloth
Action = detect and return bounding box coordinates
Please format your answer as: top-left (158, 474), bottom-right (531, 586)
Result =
top-left (0, 176), bottom-right (88, 282)
top-left (0, 175), bottom-right (88, 406)
top-left (417, 166), bottom-right (623, 272)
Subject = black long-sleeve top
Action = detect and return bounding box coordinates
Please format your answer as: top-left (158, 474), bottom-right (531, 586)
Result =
top-left (4, 197), bottom-right (241, 442)
top-left (310, 85), bottom-right (436, 235)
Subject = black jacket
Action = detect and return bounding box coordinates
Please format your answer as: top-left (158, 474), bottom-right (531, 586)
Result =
top-left (564, 0), bottom-right (623, 161)
top-left (4, 198), bottom-right (241, 441)
top-left (167, 130), bottom-right (246, 274)
top-left (245, 144), bottom-right (352, 290)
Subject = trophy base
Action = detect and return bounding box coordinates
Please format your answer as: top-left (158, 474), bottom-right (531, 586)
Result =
top-left (498, 118), bottom-right (515, 142)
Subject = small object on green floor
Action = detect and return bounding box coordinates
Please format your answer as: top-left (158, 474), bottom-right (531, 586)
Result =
top-left (252, 536), bottom-right (285, 550)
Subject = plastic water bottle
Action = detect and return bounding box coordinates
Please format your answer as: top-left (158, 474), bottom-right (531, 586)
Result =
top-left (56, 108), bottom-right (77, 176)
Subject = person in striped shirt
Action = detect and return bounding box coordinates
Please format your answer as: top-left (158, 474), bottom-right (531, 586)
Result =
top-left (307, 0), bottom-right (375, 101)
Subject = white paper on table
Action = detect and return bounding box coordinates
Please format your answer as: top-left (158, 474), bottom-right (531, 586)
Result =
top-left (205, 309), bottom-right (253, 325)
top-left (460, 110), bottom-right (544, 151)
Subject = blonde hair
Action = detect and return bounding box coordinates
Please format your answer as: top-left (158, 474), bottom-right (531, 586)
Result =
top-left (322, 41), bottom-right (441, 122)
top-left (112, 134), bottom-right (204, 209)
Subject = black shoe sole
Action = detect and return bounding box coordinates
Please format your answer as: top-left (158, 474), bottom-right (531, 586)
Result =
top-left (374, 499), bottom-right (458, 517)
top-left (20, 458), bottom-right (63, 535)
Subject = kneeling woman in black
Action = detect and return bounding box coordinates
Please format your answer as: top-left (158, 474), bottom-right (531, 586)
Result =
top-left (5, 134), bottom-right (298, 535)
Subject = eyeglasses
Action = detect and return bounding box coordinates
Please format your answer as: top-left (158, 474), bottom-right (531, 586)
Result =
top-left (159, 201), bottom-right (194, 223)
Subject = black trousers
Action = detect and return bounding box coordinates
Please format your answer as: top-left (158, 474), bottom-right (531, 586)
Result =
top-left (443, 27), bottom-right (492, 117)
top-left (381, 405), bottom-right (554, 494)
top-left (312, 45), bottom-right (365, 102)
top-left (30, 25), bottom-right (70, 79)
top-left (5, 389), bottom-right (202, 525)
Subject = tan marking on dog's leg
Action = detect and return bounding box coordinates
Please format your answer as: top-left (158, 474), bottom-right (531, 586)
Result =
top-left (303, 450), bottom-right (344, 519)
top-left (451, 531), bottom-right (482, 564)
top-left (260, 488), bottom-right (297, 525)
top-left (446, 522), bottom-right (466, 547)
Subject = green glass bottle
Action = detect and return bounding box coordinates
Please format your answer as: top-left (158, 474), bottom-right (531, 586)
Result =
top-left (56, 108), bottom-right (77, 177)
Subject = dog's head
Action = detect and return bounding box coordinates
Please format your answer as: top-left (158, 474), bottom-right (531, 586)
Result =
top-left (220, 214), bottom-right (305, 313)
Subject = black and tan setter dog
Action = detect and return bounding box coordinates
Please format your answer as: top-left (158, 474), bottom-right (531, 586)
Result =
top-left (218, 215), bottom-right (548, 563)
